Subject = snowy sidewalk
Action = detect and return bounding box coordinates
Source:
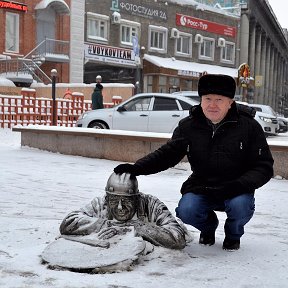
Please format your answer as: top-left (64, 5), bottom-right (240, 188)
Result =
top-left (0, 129), bottom-right (288, 288)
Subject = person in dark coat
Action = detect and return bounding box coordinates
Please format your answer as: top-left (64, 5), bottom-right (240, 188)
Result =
top-left (91, 75), bottom-right (104, 110)
top-left (113, 74), bottom-right (274, 251)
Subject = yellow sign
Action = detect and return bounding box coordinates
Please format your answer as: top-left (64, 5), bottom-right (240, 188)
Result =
top-left (255, 75), bottom-right (263, 87)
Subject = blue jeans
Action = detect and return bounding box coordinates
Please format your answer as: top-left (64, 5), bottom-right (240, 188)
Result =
top-left (175, 193), bottom-right (255, 240)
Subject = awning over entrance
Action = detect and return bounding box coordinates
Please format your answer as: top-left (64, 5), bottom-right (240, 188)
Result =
top-left (143, 54), bottom-right (238, 78)
top-left (35, 0), bottom-right (70, 15)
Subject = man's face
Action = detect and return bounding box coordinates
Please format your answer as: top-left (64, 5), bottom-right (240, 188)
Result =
top-left (107, 194), bottom-right (137, 222)
top-left (201, 94), bottom-right (234, 124)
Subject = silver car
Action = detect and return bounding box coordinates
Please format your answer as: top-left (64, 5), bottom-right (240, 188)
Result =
top-left (76, 93), bottom-right (199, 133)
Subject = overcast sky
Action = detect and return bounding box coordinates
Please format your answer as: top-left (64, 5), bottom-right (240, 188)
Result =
top-left (268, 0), bottom-right (288, 29)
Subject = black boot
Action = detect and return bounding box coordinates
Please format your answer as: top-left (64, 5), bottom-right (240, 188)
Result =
top-left (199, 232), bottom-right (215, 246)
top-left (222, 238), bottom-right (240, 250)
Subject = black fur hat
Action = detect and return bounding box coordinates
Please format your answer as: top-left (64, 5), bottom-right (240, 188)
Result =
top-left (198, 74), bottom-right (236, 99)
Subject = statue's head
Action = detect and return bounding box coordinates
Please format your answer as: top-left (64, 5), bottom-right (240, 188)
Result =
top-left (105, 172), bottom-right (139, 222)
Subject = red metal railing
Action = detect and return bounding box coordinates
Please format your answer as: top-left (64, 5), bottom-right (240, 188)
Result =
top-left (0, 88), bottom-right (122, 128)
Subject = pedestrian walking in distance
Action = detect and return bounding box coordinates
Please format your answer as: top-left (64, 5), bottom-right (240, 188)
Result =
top-left (92, 75), bottom-right (104, 110)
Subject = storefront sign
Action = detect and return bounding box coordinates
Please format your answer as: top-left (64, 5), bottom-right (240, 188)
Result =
top-left (178, 70), bottom-right (201, 78)
top-left (0, 0), bottom-right (27, 12)
top-left (176, 13), bottom-right (236, 37)
top-left (85, 43), bottom-right (137, 67)
top-left (110, 0), bottom-right (167, 21)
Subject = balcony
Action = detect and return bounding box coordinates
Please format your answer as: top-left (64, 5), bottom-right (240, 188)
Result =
top-left (0, 39), bottom-right (69, 85)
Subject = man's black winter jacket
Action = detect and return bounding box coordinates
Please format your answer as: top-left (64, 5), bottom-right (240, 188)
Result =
top-left (132, 102), bottom-right (274, 200)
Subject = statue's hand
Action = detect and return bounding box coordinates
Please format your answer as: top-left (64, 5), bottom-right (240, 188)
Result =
top-left (133, 222), bottom-right (151, 237)
top-left (121, 220), bottom-right (150, 237)
top-left (97, 226), bottom-right (132, 239)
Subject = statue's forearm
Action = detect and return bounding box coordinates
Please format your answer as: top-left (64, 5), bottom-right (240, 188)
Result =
top-left (60, 214), bottom-right (107, 235)
top-left (135, 223), bottom-right (186, 250)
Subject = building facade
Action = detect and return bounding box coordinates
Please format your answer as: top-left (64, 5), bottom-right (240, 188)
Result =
top-left (1, 0), bottom-right (288, 115)
top-left (237, 0), bottom-right (288, 115)
top-left (0, 0), bottom-right (71, 85)
top-left (84, 0), bottom-right (239, 93)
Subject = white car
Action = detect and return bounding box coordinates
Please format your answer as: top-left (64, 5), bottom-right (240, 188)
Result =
top-left (248, 104), bottom-right (278, 137)
top-left (236, 102), bottom-right (278, 137)
top-left (76, 93), bottom-right (199, 133)
top-left (172, 90), bottom-right (201, 102)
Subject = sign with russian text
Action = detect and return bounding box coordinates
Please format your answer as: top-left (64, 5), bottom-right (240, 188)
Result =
top-left (85, 43), bottom-right (137, 67)
top-left (110, 0), bottom-right (167, 21)
top-left (178, 70), bottom-right (201, 78)
top-left (176, 13), bottom-right (236, 38)
top-left (0, 0), bottom-right (27, 12)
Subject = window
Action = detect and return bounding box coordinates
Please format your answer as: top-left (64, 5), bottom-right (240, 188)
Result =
top-left (158, 76), bottom-right (167, 93)
top-left (5, 12), bottom-right (19, 53)
top-left (153, 97), bottom-right (179, 111)
top-left (220, 41), bottom-right (235, 64)
top-left (124, 97), bottom-right (151, 111)
top-left (179, 100), bottom-right (193, 110)
top-left (175, 33), bottom-right (192, 57)
top-left (148, 25), bottom-right (168, 53)
top-left (199, 37), bottom-right (215, 61)
top-left (120, 20), bottom-right (140, 47)
top-left (146, 76), bottom-right (153, 93)
top-left (87, 12), bottom-right (109, 42)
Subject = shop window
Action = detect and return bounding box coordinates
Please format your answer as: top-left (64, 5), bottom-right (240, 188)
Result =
top-left (146, 76), bottom-right (153, 93)
top-left (181, 79), bottom-right (193, 91)
top-left (148, 25), bottom-right (168, 54)
top-left (158, 76), bottom-right (167, 92)
top-left (87, 12), bottom-right (109, 42)
top-left (199, 37), bottom-right (215, 61)
top-left (220, 41), bottom-right (235, 64)
top-left (169, 76), bottom-right (180, 91)
top-left (175, 33), bottom-right (192, 57)
top-left (5, 12), bottom-right (19, 53)
top-left (120, 20), bottom-right (140, 47)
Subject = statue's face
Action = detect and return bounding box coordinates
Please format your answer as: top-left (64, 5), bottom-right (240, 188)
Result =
top-left (107, 195), bottom-right (137, 222)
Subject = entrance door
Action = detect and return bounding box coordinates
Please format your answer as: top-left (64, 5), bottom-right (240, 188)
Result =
top-left (36, 8), bottom-right (56, 52)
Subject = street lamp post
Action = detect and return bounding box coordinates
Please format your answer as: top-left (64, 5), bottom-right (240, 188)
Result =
top-left (51, 69), bottom-right (58, 126)
top-left (135, 46), bottom-right (145, 94)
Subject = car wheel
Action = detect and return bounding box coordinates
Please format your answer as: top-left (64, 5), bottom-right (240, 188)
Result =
top-left (88, 121), bottom-right (108, 129)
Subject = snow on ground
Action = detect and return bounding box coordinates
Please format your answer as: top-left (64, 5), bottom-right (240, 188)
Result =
top-left (0, 128), bottom-right (288, 288)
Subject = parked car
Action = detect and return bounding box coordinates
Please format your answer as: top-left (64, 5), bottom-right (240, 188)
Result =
top-left (76, 93), bottom-right (199, 133)
top-left (172, 90), bottom-right (201, 102)
top-left (277, 116), bottom-right (288, 133)
top-left (247, 104), bottom-right (279, 137)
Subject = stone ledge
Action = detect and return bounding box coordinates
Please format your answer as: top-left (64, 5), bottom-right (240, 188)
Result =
top-left (12, 126), bottom-right (288, 178)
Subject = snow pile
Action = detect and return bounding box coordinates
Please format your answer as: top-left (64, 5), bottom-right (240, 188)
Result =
top-left (0, 128), bottom-right (287, 288)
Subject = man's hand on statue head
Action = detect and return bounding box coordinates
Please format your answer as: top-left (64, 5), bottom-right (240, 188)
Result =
top-left (113, 164), bottom-right (140, 176)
